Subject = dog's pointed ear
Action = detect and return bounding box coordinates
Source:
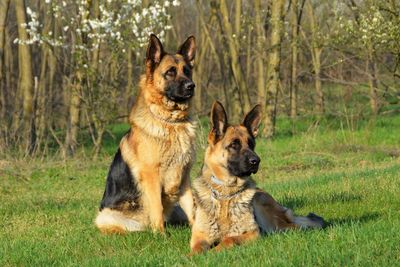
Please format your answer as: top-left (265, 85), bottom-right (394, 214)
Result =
top-left (242, 104), bottom-right (262, 137)
top-left (146, 34), bottom-right (164, 70)
top-left (209, 101), bottom-right (228, 143)
top-left (177, 36), bottom-right (196, 67)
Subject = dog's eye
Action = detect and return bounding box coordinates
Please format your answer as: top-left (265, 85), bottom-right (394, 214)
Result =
top-left (166, 67), bottom-right (177, 77)
top-left (229, 139), bottom-right (241, 150)
top-left (183, 66), bottom-right (191, 77)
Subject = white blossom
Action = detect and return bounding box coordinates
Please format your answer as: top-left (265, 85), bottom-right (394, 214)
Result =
top-left (21, 0), bottom-right (177, 52)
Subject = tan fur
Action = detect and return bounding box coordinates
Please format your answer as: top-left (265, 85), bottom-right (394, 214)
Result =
top-left (214, 230), bottom-right (259, 251)
top-left (190, 102), bottom-right (324, 253)
top-left (95, 37), bottom-right (196, 233)
top-left (191, 149), bottom-right (261, 253)
top-left (95, 208), bottom-right (146, 233)
top-left (252, 190), bottom-right (298, 232)
top-left (206, 126), bottom-right (251, 186)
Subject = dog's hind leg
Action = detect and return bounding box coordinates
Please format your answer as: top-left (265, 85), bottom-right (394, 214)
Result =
top-left (253, 190), bottom-right (297, 232)
top-left (95, 208), bottom-right (145, 234)
top-left (287, 210), bottom-right (326, 229)
top-left (253, 190), bottom-right (326, 231)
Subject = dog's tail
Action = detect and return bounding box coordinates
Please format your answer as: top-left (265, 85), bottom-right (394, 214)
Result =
top-left (95, 208), bottom-right (144, 234)
top-left (285, 209), bottom-right (326, 229)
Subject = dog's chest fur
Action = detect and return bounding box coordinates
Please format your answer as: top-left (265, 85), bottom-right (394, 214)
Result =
top-left (132, 104), bottom-right (196, 164)
top-left (126, 107), bottom-right (196, 200)
top-left (159, 122), bottom-right (196, 167)
top-left (193, 179), bottom-right (259, 240)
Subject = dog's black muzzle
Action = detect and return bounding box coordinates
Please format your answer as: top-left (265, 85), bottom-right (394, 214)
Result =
top-left (228, 150), bottom-right (261, 177)
top-left (248, 154), bottom-right (261, 174)
top-left (166, 80), bottom-right (195, 102)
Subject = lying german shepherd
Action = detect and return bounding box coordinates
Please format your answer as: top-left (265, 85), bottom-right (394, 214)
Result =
top-left (190, 101), bottom-right (325, 253)
top-left (95, 34), bottom-right (196, 234)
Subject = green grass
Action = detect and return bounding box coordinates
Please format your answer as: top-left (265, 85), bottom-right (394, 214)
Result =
top-left (1, 114), bottom-right (400, 266)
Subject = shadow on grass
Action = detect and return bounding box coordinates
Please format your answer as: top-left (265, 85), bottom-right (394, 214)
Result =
top-left (279, 195), bottom-right (308, 209)
top-left (279, 192), bottom-right (363, 210)
top-left (327, 212), bottom-right (381, 227)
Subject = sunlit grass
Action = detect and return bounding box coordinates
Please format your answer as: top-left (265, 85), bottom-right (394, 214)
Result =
top-left (1, 114), bottom-right (399, 266)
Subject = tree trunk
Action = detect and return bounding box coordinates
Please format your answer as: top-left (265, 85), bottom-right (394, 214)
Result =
top-left (235, 0), bottom-right (241, 39)
top-left (245, 23), bottom-right (252, 87)
top-left (125, 47), bottom-right (133, 117)
top-left (197, 0), bottom-right (230, 114)
top-left (34, 3), bottom-right (55, 155)
top-left (255, 0), bottom-right (265, 105)
top-left (193, 30), bottom-right (209, 114)
top-left (367, 44), bottom-right (379, 115)
top-left (47, 48), bottom-right (56, 121)
top-left (35, 48), bottom-right (48, 154)
top-left (15, 0), bottom-right (35, 153)
top-left (0, 0), bottom-right (10, 127)
top-left (307, 1), bottom-right (324, 116)
top-left (0, 0), bottom-right (10, 82)
top-left (289, 0), bottom-right (298, 119)
top-left (219, 0), bottom-right (251, 113)
top-left (314, 47), bottom-right (323, 115)
top-left (93, 128), bottom-right (104, 159)
top-left (65, 71), bottom-right (82, 156)
top-left (5, 27), bottom-right (14, 136)
top-left (90, 0), bottom-right (100, 71)
top-left (65, 39), bottom-right (83, 157)
top-left (65, 0), bottom-right (92, 157)
top-left (47, 5), bottom-right (59, 130)
top-left (263, 0), bottom-right (285, 138)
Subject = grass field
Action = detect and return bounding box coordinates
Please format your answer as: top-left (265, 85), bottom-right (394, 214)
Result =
top-left (1, 114), bottom-right (400, 266)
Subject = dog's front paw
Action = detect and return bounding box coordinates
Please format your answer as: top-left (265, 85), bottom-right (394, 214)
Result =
top-left (150, 218), bottom-right (165, 233)
top-left (189, 240), bottom-right (210, 255)
top-left (214, 237), bottom-right (236, 252)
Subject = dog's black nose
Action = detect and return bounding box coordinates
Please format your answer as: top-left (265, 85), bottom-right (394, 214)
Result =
top-left (249, 156), bottom-right (260, 166)
top-left (184, 82), bottom-right (195, 92)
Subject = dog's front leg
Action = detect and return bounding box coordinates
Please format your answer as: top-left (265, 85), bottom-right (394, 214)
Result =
top-left (140, 169), bottom-right (164, 233)
top-left (190, 229), bottom-right (212, 255)
top-left (179, 173), bottom-right (195, 225)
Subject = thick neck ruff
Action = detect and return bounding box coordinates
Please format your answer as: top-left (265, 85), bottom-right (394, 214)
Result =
top-left (149, 106), bottom-right (188, 124)
top-left (207, 175), bottom-right (248, 200)
top-left (129, 97), bottom-right (196, 140)
top-left (148, 97), bottom-right (190, 123)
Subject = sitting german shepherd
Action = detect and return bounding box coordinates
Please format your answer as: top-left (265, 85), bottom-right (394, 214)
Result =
top-left (190, 101), bottom-right (325, 253)
top-left (95, 34), bottom-right (196, 234)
